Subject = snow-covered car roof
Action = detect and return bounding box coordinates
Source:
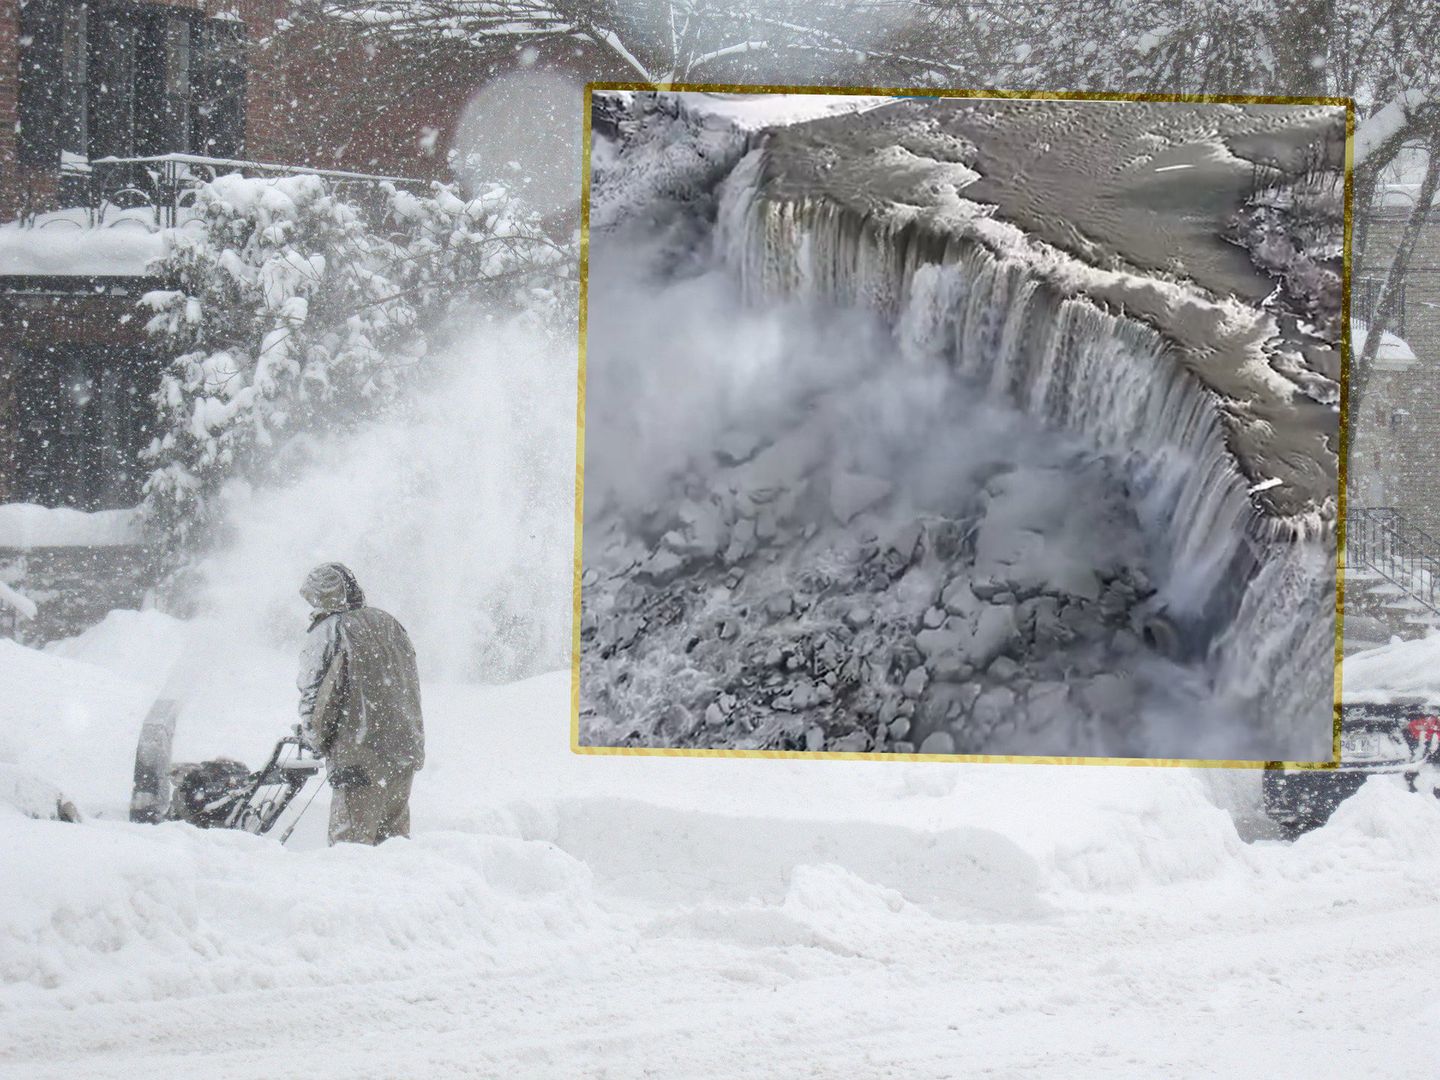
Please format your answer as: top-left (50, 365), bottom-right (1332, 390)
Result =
top-left (1343, 633), bottom-right (1440, 705)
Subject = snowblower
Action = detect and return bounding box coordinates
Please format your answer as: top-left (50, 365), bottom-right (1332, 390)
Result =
top-left (129, 698), bottom-right (323, 840)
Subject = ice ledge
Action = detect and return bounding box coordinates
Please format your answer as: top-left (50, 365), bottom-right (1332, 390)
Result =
top-left (738, 99), bottom-right (1343, 525)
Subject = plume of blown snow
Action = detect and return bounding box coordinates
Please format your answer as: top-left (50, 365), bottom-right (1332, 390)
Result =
top-left (194, 314), bottom-right (578, 684)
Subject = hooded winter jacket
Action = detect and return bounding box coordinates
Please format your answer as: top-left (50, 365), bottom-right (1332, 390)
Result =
top-left (298, 564), bottom-right (425, 779)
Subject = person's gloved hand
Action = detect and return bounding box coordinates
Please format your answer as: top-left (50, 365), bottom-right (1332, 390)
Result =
top-left (328, 765), bottom-right (371, 789)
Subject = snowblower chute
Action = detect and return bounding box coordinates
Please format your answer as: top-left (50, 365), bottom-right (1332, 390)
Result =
top-left (130, 700), bottom-right (322, 838)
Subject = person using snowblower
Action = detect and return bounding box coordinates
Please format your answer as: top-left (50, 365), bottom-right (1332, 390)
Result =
top-left (297, 563), bottom-right (425, 845)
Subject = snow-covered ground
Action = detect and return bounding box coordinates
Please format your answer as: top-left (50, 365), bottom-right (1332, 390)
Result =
top-left (3, 599), bottom-right (1440, 1077)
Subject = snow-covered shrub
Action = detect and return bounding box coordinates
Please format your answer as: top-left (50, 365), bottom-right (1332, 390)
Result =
top-left (141, 173), bottom-right (571, 562)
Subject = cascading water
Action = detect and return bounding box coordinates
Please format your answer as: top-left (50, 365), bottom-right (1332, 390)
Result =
top-left (579, 93), bottom-right (1337, 762)
top-left (709, 148), bottom-right (1335, 759)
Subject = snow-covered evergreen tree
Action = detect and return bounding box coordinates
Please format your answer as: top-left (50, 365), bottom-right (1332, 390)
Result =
top-left (141, 172), bottom-right (571, 564)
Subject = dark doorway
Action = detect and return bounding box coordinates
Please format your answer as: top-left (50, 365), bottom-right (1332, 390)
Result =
top-left (16, 345), bottom-right (162, 510)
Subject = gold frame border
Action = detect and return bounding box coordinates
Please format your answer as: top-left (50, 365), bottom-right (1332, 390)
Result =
top-left (570, 82), bottom-right (1353, 771)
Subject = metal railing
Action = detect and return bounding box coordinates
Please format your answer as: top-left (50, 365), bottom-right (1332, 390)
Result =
top-left (0, 576), bottom-right (36, 643)
top-left (20, 153), bottom-right (431, 230)
top-left (1348, 507), bottom-right (1440, 616)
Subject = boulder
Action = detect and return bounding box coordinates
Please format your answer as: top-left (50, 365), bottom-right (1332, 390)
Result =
top-left (972, 686), bottom-right (1017, 729)
top-left (916, 621), bottom-right (967, 660)
top-left (775, 679), bottom-right (821, 711)
top-left (756, 509), bottom-right (779, 542)
top-left (882, 520), bottom-right (924, 562)
top-left (919, 731), bottom-right (956, 754)
top-left (940, 577), bottom-right (980, 616)
top-left (987, 656), bottom-right (1021, 682)
top-left (830, 472), bottom-right (895, 524)
top-left (901, 666), bottom-right (929, 699)
top-left (636, 548), bottom-right (686, 585)
top-left (830, 730), bottom-right (871, 753)
top-left (763, 592), bottom-right (794, 618)
top-left (971, 604), bottom-right (1018, 667)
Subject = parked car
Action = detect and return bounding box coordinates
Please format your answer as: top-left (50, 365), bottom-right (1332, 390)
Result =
top-left (1262, 702), bottom-right (1440, 838)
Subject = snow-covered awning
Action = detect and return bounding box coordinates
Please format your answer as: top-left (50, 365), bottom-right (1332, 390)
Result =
top-left (0, 210), bottom-right (172, 277)
top-left (0, 504), bottom-right (143, 548)
top-left (1351, 321), bottom-right (1418, 370)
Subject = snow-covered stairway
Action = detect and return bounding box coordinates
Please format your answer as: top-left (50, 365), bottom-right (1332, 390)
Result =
top-left (1345, 508), bottom-right (1440, 646)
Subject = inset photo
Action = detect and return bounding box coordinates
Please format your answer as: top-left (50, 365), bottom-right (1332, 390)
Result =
top-left (576, 88), bottom-right (1346, 763)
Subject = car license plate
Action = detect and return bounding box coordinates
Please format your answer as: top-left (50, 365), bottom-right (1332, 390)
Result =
top-left (1341, 729), bottom-right (1405, 762)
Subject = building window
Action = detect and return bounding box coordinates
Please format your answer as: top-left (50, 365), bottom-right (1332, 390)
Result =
top-left (17, 2), bottom-right (245, 168)
top-left (17, 0), bottom-right (62, 166)
top-left (164, 17), bottom-right (191, 95)
top-left (194, 18), bottom-right (247, 158)
top-left (89, 13), bottom-right (139, 159)
top-left (15, 344), bottom-right (161, 511)
top-left (59, 3), bottom-right (89, 158)
top-left (163, 17), bottom-right (193, 150)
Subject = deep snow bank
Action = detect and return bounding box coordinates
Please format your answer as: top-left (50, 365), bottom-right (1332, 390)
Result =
top-left (0, 637), bottom-right (152, 815)
top-left (0, 455), bottom-right (1424, 1079)
top-left (0, 613), bottom-right (1243, 896)
top-left (0, 814), bottom-right (606, 1009)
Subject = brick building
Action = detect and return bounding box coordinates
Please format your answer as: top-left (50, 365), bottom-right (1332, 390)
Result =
top-left (2, 0), bottom-right (286, 221)
top-left (0, 0), bottom-right (494, 221)
top-left (0, 0), bottom-right (502, 637)
top-left (1352, 203), bottom-right (1440, 539)
top-left (0, 0), bottom-right (496, 513)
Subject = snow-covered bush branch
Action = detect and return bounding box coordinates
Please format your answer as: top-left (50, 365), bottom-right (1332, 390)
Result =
top-left (290, 0), bottom-right (979, 85)
top-left (284, 0), bottom-right (1440, 99)
top-left (141, 172), bottom-right (572, 560)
